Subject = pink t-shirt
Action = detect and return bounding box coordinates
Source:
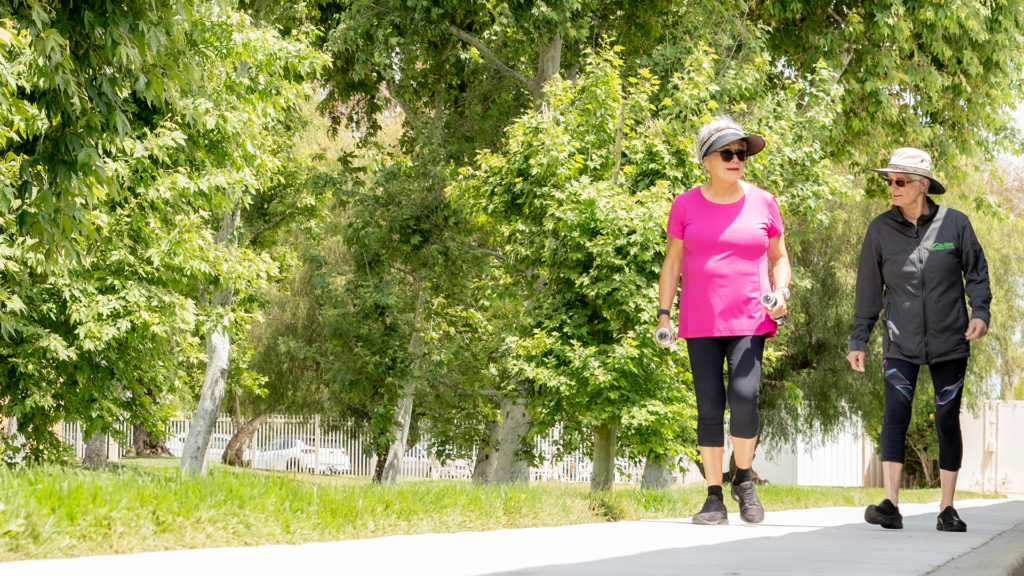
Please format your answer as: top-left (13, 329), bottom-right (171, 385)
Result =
top-left (666, 184), bottom-right (784, 339)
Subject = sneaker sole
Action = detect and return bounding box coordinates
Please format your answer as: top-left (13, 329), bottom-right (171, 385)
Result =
top-left (692, 515), bottom-right (729, 526)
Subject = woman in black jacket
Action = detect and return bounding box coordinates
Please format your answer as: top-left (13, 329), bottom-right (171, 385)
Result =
top-left (847, 147), bottom-right (991, 533)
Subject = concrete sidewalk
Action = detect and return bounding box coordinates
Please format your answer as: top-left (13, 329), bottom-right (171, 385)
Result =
top-left (4, 497), bottom-right (1023, 576)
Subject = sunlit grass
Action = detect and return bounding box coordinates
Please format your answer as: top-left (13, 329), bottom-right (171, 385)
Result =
top-left (0, 458), bottom-right (1002, 561)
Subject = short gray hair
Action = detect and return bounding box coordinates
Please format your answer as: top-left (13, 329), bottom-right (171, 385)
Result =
top-left (696, 116), bottom-right (745, 162)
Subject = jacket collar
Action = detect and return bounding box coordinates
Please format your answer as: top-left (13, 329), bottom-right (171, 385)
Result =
top-left (888, 196), bottom-right (940, 226)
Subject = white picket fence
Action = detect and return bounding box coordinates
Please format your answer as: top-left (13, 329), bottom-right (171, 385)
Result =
top-left (60, 415), bottom-right (645, 483)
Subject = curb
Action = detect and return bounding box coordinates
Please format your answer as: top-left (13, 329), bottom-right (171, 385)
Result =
top-left (928, 519), bottom-right (1024, 576)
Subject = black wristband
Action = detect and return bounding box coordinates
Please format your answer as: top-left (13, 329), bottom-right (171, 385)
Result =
top-left (657, 308), bottom-right (671, 319)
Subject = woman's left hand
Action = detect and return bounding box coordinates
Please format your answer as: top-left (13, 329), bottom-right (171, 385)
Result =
top-left (767, 291), bottom-right (788, 321)
top-left (965, 318), bottom-right (988, 340)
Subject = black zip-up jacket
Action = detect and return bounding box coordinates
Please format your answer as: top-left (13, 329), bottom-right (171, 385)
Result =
top-left (848, 197), bottom-right (991, 364)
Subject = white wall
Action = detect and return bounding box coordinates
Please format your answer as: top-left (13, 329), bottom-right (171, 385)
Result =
top-left (753, 422), bottom-right (870, 488)
top-left (753, 401), bottom-right (1024, 493)
top-left (960, 400), bottom-right (1024, 494)
top-left (752, 440), bottom-right (798, 485)
top-left (795, 424), bottom-right (866, 487)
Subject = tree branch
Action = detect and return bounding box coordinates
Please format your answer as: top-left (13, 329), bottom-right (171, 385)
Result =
top-left (463, 243), bottom-right (507, 263)
top-left (249, 211), bottom-right (291, 244)
top-left (444, 23), bottom-right (541, 101)
top-left (435, 374), bottom-right (504, 398)
top-left (612, 100), bottom-right (626, 184)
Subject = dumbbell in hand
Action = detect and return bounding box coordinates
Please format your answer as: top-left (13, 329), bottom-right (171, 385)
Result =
top-left (761, 292), bottom-right (786, 326)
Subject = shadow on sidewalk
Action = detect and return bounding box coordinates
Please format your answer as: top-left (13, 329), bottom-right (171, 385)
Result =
top-left (486, 500), bottom-right (1024, 576)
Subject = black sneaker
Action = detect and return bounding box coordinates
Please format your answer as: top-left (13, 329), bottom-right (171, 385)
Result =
top-left (937, 506), bottom-right (967, 532)
top-left (730, 480), bottom-right (765, 524)
top-left (865, 498), bottom-right (903, 529)
top-left (692, 494), bottom-right (729, 525)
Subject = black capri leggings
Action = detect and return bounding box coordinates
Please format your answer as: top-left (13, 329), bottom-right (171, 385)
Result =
top-left (881, 357), bottom-right (967, 471)
top-left (686, 335), bottom-right (766, 447)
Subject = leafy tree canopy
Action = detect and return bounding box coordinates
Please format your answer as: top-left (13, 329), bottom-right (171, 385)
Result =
top-left (0, 1), bottom-right (324, 460)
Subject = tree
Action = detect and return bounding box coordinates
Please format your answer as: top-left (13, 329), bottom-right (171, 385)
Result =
top-left (310, 0), bottom-right (725, 485)
top-left (1, 0), bottom-right (212, 461)
top-left (754, 0), bottom-right (1024, 165)
top-left (451, 39), bottom-right (860, 489)
top-left (175, 6), bottom-right (325, 476)
top-left (974, 159), bottom-right (1024, 400)
top-left (454, 48), bottom-right (708, 490)
top-left (0, 1), bottom-right (324, 465)
top-left (298, 0), bottom-right (1024, 484)
top-left (315, 140), bottom-right (493, 483)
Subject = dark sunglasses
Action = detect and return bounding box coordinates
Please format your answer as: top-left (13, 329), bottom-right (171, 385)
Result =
top-left (714, 149), bottom-right (748, 162)
top-left (883, 176), bottom-right (921, 188)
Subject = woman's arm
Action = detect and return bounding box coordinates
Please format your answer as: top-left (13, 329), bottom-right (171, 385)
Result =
top-left (767, 233), bottom-right (791, 319)
top-left (657, 236), bottom-right (684, 346)
top-left (848, 227), bottom-right (883, 371)
top-left (768, 233), bottom-right (791, 295)
top-left (960, 217), bottom-right (991, 340)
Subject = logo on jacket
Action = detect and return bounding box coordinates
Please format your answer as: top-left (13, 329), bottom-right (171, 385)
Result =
top-left (929, 241), bottom-right (955, 251)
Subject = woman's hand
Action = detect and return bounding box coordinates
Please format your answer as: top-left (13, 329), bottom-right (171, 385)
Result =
top-left (846, 350), bottom-right (865, 372)
top-left (766, 290), bottom-right (788, 321)
top-left (655, 315), bottom-right (676, 348)
top-left (965, 318), bottom-right (989, 340)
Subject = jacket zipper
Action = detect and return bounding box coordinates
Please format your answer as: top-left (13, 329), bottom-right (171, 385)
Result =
top-left (916, 223), bottom-right (930, 363)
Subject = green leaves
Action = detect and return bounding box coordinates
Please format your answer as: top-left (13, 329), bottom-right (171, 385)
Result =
top-left (755, 0), bottom-right (1024, 167)
top-left (454, 48), bottom-right (693, 463)
top-left (0, 1), bottom-right (325, 461)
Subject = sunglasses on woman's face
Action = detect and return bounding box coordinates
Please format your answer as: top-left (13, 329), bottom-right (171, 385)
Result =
top-left (883, 177), bottom-right (921, 188)
top-left (714, 149), bottom-right (748, 162)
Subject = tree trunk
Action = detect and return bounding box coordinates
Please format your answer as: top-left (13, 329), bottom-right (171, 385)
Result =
top-left (224, 412), bottom-right (268, 467)
top-left (910, 442), bottom-right (934, 486)
top-left (641, 456), bottom-right (673, 490)
top-left (130, 389), bottom-right (170, 457)
top-left (380, 286), bottom-right (427, 485)
top-left (471, 419), bottom-right (499, 483)
top-left (590, 421), bottom-right (618, 491)
top-left (83, 432), bottom-right (108, 469)
top-left (131, 423), bottom-right (171, 457)
top-left (489, 396), bottom-right (531, 484)
top-left (533, 32), bottom-right (561, 109)
top-left (372, 446), bottom-right (388, 484)
top-left (181, 208), bottom-right (238, 477)
top-left (181, 325), bottom-right (229, 476)
top-left (380, 379), bottom-right (416, 484)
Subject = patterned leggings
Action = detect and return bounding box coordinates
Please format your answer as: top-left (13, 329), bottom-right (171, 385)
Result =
top-left (881, 357), bottom-right (968, 471)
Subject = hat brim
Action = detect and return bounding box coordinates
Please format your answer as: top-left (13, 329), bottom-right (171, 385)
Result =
top-left (870, 167), bottom-right (945, 194)
top-left (703, 133), bottom-right (766, 159)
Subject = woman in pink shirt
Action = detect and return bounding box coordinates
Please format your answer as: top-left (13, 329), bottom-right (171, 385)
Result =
top-left (656, 117), bottom-right (791, 525)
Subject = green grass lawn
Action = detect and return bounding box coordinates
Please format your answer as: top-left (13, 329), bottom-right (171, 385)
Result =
top-left (0, 457), bottom-right (1002, 561)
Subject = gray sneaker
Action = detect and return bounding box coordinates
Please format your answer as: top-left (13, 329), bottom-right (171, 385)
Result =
top-left (731, 480), bottom-right (765, 523)
top-left (692, 494), bottom-right (729, 525)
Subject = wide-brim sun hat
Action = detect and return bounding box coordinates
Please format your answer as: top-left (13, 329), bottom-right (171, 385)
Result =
top-left (697, 126), bottom-right (766, 161)
top-left (870, 147), bottom-right (945, 194)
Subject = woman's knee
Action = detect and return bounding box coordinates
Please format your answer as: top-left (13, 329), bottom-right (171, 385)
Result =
top-left (729, 412), bottom-right (760, 439)
top-left (697, 415), bottom-right (726, 447)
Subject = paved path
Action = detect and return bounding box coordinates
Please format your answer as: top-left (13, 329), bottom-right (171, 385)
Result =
top-left (4, 497), bottom-right (1024, 575)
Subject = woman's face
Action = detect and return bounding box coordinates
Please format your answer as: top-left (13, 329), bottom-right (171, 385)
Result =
top-left (703, 141), bottom-right (747, 184)
top-left (885, 172), bottom-right (928, 210)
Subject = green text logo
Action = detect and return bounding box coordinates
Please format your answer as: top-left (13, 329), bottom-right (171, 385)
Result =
top-left (929, 242), bottom-right (955, 251)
